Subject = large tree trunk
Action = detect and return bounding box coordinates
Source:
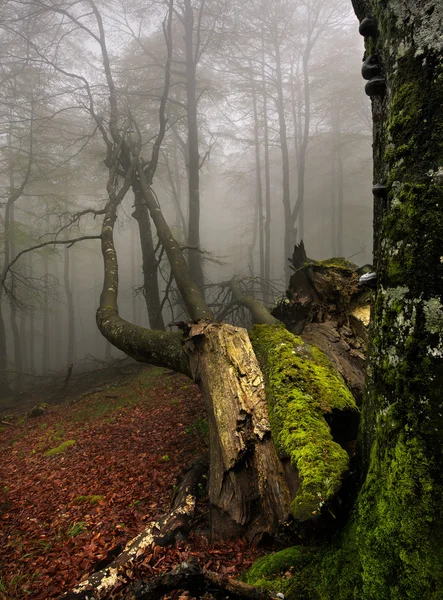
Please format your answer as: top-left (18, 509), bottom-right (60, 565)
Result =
top-left (331, 1), bottom-right (443, 595)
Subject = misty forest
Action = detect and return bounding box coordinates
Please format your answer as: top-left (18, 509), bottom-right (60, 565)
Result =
top-left (0, 0), bottom-right (442, 598)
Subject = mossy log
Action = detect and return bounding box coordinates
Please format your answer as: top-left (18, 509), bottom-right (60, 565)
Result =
top-left (250, 324), bottom-right (358, 524)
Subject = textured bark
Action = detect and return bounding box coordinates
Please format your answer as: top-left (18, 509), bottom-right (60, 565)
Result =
top-left (132, 189), bottom-right (165, 331)
top-left (183, 321), bottom-right (291, 543)
top-left (131, 560), bottom-right (276, 600)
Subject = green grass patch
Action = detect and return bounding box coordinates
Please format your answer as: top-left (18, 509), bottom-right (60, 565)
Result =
top-left (44, 439), bottom-right (76, 457)
top-left (73, 494), bottom-right (104, 505)
top-left (66, 521), bottom-right (87, 537)
top-left (186, 418), bottom-right (209, 446)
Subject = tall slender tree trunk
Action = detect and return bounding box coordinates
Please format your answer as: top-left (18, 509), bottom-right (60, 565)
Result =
top-left (172, 136), bottom-right (186, 236)
top-left (331, 107), bottom-right (344, 256)
top-left (251, 72), bottom-right (266, 297)
top-left (0, 302), bottom-right (10, 398)
top-left (130, 221), bottom-right (137, 324)
top-left (41, 250), bottom-right (50, 373)
top-left (262, 50), bottom-right (271, 296)
top-left (183, 0), bottom-right (205, 292)
top-left (64, 240), bottom-right (75, 365)
top-left (19, 313), bottom-right (27, 375)
top-left (274, 39), bottom-right (292, 283)
top-left (330, 153), bottom-right (337, 257)
top-left (132, 188), bottom-right (165, 331)
top-left (9, 204), bottom-right (22, 392)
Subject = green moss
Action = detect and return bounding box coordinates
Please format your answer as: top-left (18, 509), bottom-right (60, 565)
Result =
top-left (44, 439), bottom-right (76, 456)
top-left (250, 325), bottom-right (357, 521)
top-left (73, 495), bottom-right (104, 505)
top-left (243, 547), bottom-right (318, 597)
top-left (314, 257), bottom-right (357, 271)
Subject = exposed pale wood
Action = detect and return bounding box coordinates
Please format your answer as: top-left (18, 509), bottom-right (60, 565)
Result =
top-left (183, 321), bottom-right (290, 542)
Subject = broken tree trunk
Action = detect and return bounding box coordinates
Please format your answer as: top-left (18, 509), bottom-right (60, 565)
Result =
top-left (273, 242), bottom-right (370, 401)
top-left (183, 321), bottom-right (291, 543)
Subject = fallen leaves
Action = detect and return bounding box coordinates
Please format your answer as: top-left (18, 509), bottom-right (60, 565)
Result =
top-left (0, 366), bottom-right (263, 599)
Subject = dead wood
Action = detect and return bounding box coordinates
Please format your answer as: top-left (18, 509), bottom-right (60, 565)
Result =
top-left (183, 321), bottom-right (290, 543)
top-left (273, 242), bottom-right (370, 400)
top-left (128, 559), bottom-right (279, 599)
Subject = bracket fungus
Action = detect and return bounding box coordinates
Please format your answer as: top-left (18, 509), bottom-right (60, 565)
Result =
top-left (372, 183), bottom-right (388, 199)
top-left (359, 16), bottom-right (378, 38)
top-left (362, 55), bottom-right (381, 80)
top-left (365, 76), bottom-right (386, 97)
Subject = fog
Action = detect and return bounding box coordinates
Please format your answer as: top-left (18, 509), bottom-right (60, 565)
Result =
top-left (0, 0), bottom-right (372, 386)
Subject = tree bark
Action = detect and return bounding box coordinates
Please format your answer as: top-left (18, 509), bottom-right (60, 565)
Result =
top-left (183, 321), bottom-right (290, 542)
top-left (183, 0), bottom-right (205, 292)
top-left (132, 188), bottom-right (165, 331)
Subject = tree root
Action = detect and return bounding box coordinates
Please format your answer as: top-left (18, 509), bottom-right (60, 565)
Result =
top-left (129, 559), bottom-right (280, 599)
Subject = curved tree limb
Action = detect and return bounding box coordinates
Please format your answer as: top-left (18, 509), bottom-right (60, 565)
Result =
top-left (137, 163), bottom-right (213, 321)
top-left (96, 165), bottom-right (190, 376)
top-left (229, 280), bottom-right (280, 325)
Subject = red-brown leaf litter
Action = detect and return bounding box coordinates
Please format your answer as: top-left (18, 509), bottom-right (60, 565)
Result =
top-left (0, 365), bottom-right (264, 599)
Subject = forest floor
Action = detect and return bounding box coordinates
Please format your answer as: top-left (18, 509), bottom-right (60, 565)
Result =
top-left (0, 361), bottom-right (264, 599)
